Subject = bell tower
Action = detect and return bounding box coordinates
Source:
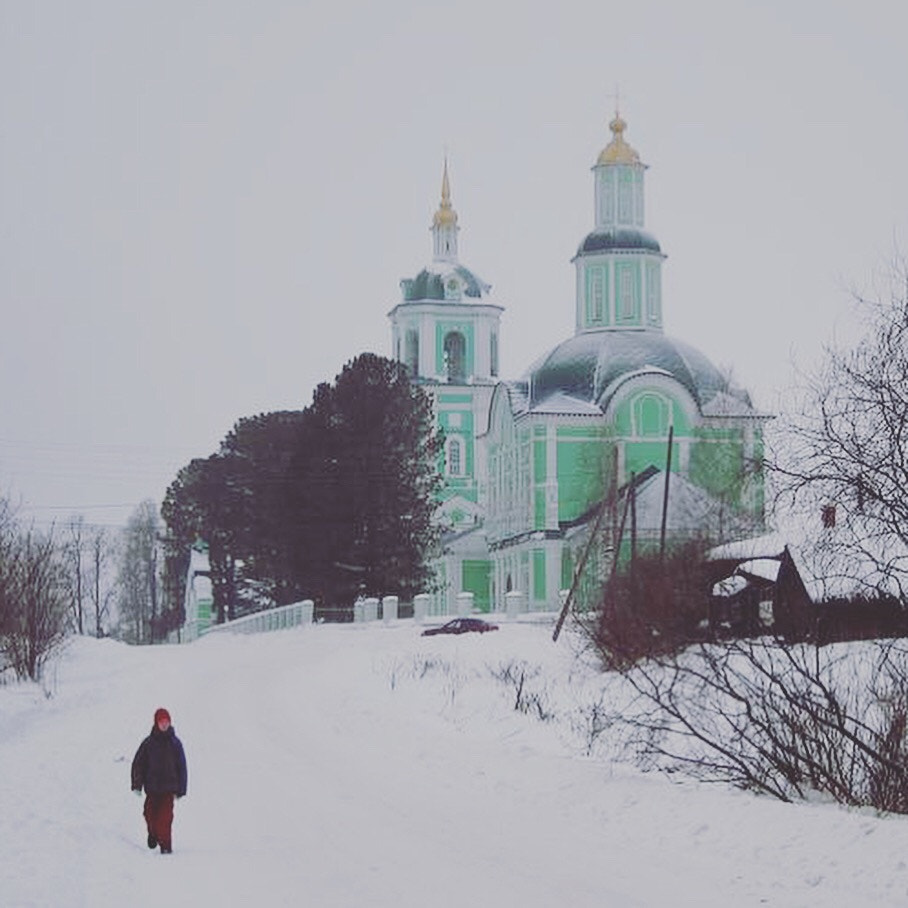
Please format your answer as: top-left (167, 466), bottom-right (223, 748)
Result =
top-left (573, 110), bottom-right (666, 334)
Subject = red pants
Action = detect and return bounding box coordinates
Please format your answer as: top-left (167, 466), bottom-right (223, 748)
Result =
top-left (144, 793), bottom-right (175, 849)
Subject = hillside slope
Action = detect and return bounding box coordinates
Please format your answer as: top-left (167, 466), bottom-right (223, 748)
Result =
top-left (2, 622), bottom-right (907, 907)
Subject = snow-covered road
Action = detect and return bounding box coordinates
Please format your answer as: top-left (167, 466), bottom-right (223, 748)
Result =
top-left (3, 622), bottom-right (908, 907)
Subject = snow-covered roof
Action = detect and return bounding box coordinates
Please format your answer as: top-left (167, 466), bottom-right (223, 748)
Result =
top-left (737, 558), bottom-right (782, 583)
top-left (701, 390), bottom-right (769, 419)
top-left (524, 328), bottom-right (761, 416)
top-left (630, 469), bottom-right (754, 536)
top-left (529, 391), bottom-right (603, 416)
top-left (708, 532), bottom-right (787, 562)
top-left (708, 510), bottom-right (908, 603)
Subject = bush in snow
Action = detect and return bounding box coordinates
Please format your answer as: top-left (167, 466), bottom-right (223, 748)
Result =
top-left (0, 501), bottom-right (69, 681)
top-left (608, 635), bottom-right (908, 813)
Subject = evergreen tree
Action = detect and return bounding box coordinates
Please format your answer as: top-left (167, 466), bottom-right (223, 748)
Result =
top-left (287, 353), bottom-right (443, 609)
top-left (162, 456), bottom-right (244, 625)
top-left (219, 410), bottom-right (308, 604)
top-left (161, 353), bottom-right (443, 622)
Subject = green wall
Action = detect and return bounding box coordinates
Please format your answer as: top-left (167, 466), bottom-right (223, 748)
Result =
top-left (555, 427), bottom-right (609, 523)
top-left (461, 560), bottom-right (491, 612)
top-left (533, 550), bottom-right (546, 602)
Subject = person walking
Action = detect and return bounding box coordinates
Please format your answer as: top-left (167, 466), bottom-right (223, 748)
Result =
top-left (131, 707), bottom-right (188, 854)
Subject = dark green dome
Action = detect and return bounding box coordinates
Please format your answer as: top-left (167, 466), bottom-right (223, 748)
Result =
top-left (400, 264), bottom-right (490, 302)
top-left (525, 329), bottom-right (749, 411)
top-left (576, 228), bottom-right (662, 256)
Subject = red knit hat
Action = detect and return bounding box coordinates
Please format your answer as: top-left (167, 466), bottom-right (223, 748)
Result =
top-left (154, 707), bottom-right (171, 725)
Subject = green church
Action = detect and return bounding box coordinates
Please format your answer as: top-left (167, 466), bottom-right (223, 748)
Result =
top-left (389, 113), bottom-right (769, 615)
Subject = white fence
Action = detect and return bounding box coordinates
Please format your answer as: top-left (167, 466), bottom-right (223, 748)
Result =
top-left (203, 600), bottom-right (314, 636)
top-left (194, 588), bottom-right (560, 641)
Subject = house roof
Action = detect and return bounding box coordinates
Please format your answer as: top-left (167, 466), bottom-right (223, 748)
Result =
top-left (708, 512), bottom-right (908, 603)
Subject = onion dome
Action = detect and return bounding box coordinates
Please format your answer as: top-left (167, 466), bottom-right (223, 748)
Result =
top-left (597, 112), bottom-right (642, 166)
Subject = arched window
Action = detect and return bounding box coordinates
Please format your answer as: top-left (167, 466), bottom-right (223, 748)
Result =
top-left (444, 331), bottom-right (466, 383)
top-left (490, 332), bottom-right (499, 377)
top-left (446, 436), bottom-right (464, 477)
top-left (632, 393), bottom-right (670, 437)
top-left (405, 329), bottom-right (419, 378)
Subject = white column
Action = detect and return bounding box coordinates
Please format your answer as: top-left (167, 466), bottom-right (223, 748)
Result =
top-left (456, 591), bottom-right (474, 617)
top-left (382, 595), bottom-right (399, 624)
top-left (413, 594), bottom-right (430, 625)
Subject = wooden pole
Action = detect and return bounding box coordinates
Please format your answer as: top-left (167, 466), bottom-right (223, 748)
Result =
top-left (659, 426), bottom-right (674, 563)
top-left (553, 477), bottom-right (633, 642)
top-left (630, 470), bottom-right (637, 571)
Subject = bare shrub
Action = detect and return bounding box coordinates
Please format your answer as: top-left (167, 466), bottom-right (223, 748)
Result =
top-left (591, 541), bottom-right (711, 669)
top-left (570, 692), bottom-right (614, 756)
top-left (607, 636), bottom-right (908, 812)
top-left (489, 660), bottom-right (555, 721)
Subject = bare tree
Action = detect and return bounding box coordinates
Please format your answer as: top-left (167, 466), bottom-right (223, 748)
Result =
top-left (63, 514), bottom-right (86, 634)
top-left (115, 500), bottom-right (161, 644)
top-left (0, 511), bottom-right (69, 682)
top-left (770, 260), bottom-right (908, 595)
top-left (0, 498), bottom-right (20, 674)
top-left (87, 525), bottom-right (115, 638)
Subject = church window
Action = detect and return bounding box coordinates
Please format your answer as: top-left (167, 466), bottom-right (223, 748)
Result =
top-left (405, 329), bottom-right (419, 377)
top-left (599, 170), bottom-right (615, 225)
top-left (632, 393), bottom-right (670, 437)
top-left (646, 262), bottom-right (661, 325)
top-left (588, 267), bottom-right (605, 324)
top-left (616, 262), bottom-right (639, 323)
top-left (634, 170), bottom-right (644, 227)
top-left (490, 332), bottom-right (499, 377)
top-left (618, 168), bottom-right (633, 224)
top-left (444, 331), bottom-right (466, 383)
top-left (447, 436), bottom-right (465, 476)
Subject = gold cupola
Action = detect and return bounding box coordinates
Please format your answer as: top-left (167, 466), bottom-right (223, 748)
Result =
top-left (597, 111), bottom-right (642, 166)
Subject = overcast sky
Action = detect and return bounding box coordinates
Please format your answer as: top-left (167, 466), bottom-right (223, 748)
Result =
top-left (1, 0), bottom-right (906, 528)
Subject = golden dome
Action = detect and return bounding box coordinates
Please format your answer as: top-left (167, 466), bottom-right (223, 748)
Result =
top-left (432, 159), bottom-right (458, 228)
top-left (597, 112), bottom-right (641, 166)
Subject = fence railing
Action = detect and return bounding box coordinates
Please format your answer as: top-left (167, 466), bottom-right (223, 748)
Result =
top-left (194, 590), bottom-right (563, 641)
top-left (203, 600), bottom-right (314, 636)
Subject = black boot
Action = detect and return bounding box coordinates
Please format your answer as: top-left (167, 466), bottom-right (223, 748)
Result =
top-left (147, 832), bottom-right (157, 849)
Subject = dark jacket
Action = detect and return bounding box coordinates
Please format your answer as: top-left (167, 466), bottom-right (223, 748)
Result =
top-left (131, 725), bottom-right (188, 797)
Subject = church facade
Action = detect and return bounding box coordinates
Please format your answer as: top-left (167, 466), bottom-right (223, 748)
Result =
top-left (389, 114), bottom-right (769, 615)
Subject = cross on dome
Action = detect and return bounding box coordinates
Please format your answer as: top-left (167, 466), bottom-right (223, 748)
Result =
top-left (597, 107), bottom-right (642, 166)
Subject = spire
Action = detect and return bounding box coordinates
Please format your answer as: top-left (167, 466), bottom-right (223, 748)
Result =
top-left (431, 157), bottom-right (459, 262)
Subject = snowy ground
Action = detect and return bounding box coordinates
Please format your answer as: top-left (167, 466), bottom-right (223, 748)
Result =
top-left (3, 618), bottom-right (908, 907)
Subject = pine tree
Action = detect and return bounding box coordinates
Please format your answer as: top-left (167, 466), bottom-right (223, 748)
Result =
top-left (287, 353), bottom-right (443, 611)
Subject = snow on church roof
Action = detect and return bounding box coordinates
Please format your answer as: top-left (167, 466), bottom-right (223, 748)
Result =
top-left (529, 391), bottom-right (604, 416)
top-left (525, 329), bottom-right (758, 414)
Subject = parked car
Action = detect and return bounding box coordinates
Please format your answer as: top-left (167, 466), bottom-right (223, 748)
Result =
top-left (421, 617), bottom-right (499, 637)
